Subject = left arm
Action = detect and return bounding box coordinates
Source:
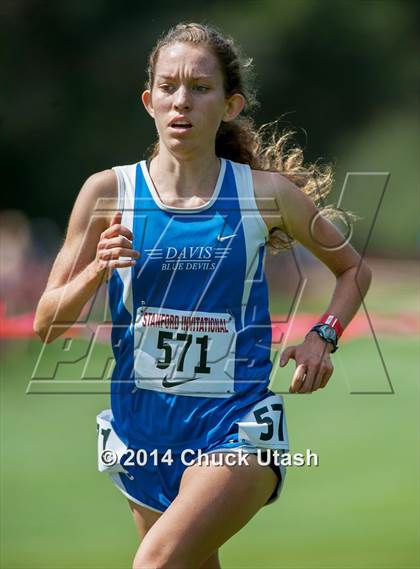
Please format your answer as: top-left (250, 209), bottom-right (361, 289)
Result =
top-left (255, 171), bottom-right (372, 393)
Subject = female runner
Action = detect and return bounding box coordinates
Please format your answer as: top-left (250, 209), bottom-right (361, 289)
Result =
top-left (34, 22), bottom-right (372, 569)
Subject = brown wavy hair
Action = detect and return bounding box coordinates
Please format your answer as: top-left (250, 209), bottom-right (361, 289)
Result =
top-left (145, 22), bottom-right (353, 252)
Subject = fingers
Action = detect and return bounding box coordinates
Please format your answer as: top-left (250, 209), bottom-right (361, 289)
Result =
top-left (98, 247), bottom-right (140, 261)
top-left (102, 212), bottom-right (133, 241)
top-left (282, 343), bottom-right (334, 394)
top-left (313, 343), bottom-right (334, 391)
top-left (97, 235), bottom-right (140, 260)
top-left (98, 235), bottom-right (133, 250)
top-left (298, 364), bottom-right (319, 394)
top-left (280, 346), bottom-right (295, 367)
top-left (289, 363), bottom-right (307, 393)
top-left (97, 255), bottom-right (138, 281)
top-left (96, 211), bottom-right (140, 273)
top-left (102, 222), bottom-right (134, 241)
top-left (320, 365), bottom-right (334, 389)
top-left (296, 359), bottom-right (333, 393)
top-left (110, 210), bottom-right (122, 225)
top-left (102, 258), bottom-right (137, 269)
top-left (312, 354), bottom-right (331, 391)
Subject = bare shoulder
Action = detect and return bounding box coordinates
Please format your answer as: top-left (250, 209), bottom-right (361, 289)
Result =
top-left (251, 169), bottom-right (296, 231)
top-left (79, 169), bottom-right (118, 216)
top-left (85, 168), bottom-right (118, 193)
top-left (41, 169), bottom-right (118, 292)
top-left (251, 168), bottom-right (299, 200)
top-left (252, 168), bottom-right (363, 276)
top-left (70, 169), bottom-right (118, 230)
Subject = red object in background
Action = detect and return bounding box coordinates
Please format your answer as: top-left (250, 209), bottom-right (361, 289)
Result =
top-left (0, 302), bottom-right (37, 338)
top-left (0, 302), bottom-right (82, 339)
top-left (271, 312), bottom-right (419, 342)
top-left (0, 302), bottom-right (417, 341)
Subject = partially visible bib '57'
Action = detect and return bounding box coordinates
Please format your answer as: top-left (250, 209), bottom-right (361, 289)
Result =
top-left (109, 157), bottom-right (276, 452)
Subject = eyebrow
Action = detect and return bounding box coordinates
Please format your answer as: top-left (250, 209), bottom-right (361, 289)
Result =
top-left (156, 75), bottom-right (213, 80)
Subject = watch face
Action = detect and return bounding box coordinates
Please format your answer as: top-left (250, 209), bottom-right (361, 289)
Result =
top-left (320, 325), bottom-right (336, 341)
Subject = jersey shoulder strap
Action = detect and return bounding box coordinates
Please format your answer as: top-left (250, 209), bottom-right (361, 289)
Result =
top-left (228, 160), bottom-right (269, 242)
top-left (110, 163), bottom-right (138, 317)
top-left (112, 163), bottom-right (138, 213)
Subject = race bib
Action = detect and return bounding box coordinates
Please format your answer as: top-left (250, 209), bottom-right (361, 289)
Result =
top-left (238, 394), bottom-right (289, 450)
top-left (133, 306), bottom-right (236, 396)
top-left (96, 409), bottom-right (129, 474)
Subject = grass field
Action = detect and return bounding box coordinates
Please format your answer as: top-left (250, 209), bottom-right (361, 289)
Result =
top-left (1, 335), bottom-right (419, 569)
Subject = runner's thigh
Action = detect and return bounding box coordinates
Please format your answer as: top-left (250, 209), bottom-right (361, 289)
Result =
top-left (133, 453), bottom-right (277, 568)
top-left (128, 499), bottom-right (162, 539)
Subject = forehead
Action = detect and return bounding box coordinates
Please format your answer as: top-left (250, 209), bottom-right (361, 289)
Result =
top-left (154, 42), bottom-right (221, 79)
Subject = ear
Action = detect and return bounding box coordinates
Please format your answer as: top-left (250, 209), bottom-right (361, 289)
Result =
top-left (222, 93), bottom-right (246, 123)
top-left (141, 89), bottom-right (155, 118)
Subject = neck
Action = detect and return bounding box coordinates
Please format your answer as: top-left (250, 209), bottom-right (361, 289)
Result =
top-left (149, 147), bottom-right (221, 199)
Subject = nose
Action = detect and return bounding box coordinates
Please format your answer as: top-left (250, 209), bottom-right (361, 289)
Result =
top-left (173, 85), bottom-right (191, 111)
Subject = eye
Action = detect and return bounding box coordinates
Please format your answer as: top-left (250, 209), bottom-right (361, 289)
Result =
top-left (160, 84), bottom-right (175, 93)
top-left (194, 85), bottom-right (209, 92)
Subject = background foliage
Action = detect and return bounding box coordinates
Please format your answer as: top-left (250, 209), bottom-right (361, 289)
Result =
top-left (2, 0), bottom-right (419, 256)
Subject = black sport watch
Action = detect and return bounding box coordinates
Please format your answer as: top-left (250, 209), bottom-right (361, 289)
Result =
top-left (306, 324), bottom-right (339, 353)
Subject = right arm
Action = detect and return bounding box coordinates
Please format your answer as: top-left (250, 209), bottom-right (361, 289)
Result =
top-left (33, 170), bottom-right (140, 343)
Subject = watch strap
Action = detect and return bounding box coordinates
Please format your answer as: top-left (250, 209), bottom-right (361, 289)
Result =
top-left (306, 324), bottom-right (339, 353)
top-left (319, 313), bottom-right (343, 338)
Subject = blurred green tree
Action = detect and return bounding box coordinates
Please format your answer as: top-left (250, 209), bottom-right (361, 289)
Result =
top-left (1, 0), bottom-right (418, 255)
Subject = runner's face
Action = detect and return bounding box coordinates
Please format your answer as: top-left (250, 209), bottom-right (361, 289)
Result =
top-left (142, 42), bottom-right (243, 154)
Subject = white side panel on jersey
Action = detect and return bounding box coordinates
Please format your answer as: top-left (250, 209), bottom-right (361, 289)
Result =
top-left (112, 164), bottom-right (136, 316)
top-left (231, 162), bottom-right (268, 328)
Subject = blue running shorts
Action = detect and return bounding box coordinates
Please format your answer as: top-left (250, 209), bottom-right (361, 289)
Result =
top-left (97, 394), bottom-right (289, 514)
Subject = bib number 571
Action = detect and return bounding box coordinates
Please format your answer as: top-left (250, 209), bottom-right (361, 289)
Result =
top-left (156, 331), bottom-right (211, 374)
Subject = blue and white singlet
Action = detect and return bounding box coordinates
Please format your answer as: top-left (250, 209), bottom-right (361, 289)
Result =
top-left (109, 157), bottom-right (274, 452)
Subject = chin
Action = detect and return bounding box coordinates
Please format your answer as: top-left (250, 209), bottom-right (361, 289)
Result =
top-left (167, 137), bottom-right (197, 150)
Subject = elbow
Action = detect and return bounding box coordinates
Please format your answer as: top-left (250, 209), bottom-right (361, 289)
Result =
top-left (357, 260), bottom-right (373, 295)
top-left (362, 259), bottom-right (373, 284)
top-left (33, 296), bottom-right (56, 343)
top-left (33, 315), bottom-right (54, 344)
top-left (337, 260), bottom-right (372, 297)
top-left (33, 319), bottom-right (47, 343)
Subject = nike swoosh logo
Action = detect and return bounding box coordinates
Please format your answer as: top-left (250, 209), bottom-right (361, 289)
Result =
top-left (217, 234), bottom-right (237, 241)
top-left (162, 376), bottom-right (196, 388)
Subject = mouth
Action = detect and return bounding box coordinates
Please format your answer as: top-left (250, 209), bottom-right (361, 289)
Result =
top-left (169, 118), bottom-right (193, 131)
top-left (170, 124), bottom-right (193, 131)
